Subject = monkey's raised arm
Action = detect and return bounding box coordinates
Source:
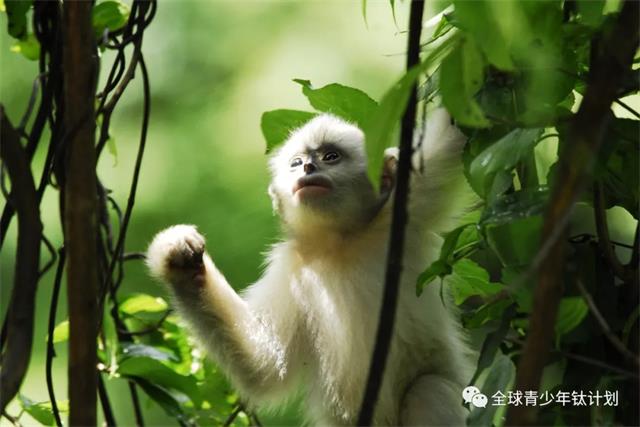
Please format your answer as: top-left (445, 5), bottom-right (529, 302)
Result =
top-left (408, 108), bottom-right (472, 233)
top-left (146, 225), bottom-right (300, 403)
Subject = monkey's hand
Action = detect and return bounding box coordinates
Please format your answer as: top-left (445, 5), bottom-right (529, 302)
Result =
top-left (146, 224), bottom-right (207, 288)
top-left (147, 225), bottom-right (297, 403)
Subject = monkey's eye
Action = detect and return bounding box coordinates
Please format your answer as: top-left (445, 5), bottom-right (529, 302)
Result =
top-left (322, 151), bottom-right (341, 162)
top-left (290, 157), bottom-right (303, 168)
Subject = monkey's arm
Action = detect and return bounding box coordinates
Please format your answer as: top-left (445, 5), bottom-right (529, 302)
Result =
top-left (409, 108), bottom-right (473, 232)
top-left (146, 225), bottom-right (300, 404)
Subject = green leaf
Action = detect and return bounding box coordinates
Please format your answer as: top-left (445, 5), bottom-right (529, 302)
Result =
top-left (261, 109), bottom-right (317, 153)
top-left (4, 0), bottom-right (31, 39)
top-left (481, 187), bottom-right (548, 226)
top-left (101, 302), bottom-right (118, 370)
top-left (503, 266), bottom-right (534, 312)
top-left (464, 298), bottom-right (513, 329)
top-left (10, 32), bottom-right (39, 60)
top-left (431, 12), bottom-right (454, 40)
top-left (515, 45), bottom-right (577, 126)
top-left (197, 359), bottom-right (236, 410)
top-left (469, 304), bottom-right (517, 384)
top-left (135, 378), bottom-right (186, 418)
top-left (120, 293), bottom-right (168, 314)
top-left (19, 395), bottom-right (54, 425)
top-left (555, 297), bottom-right (588, 340)
top-left (117, 355), bottom-right (202, 406)
top-left (476, 77), bottom-right (518, 125)
top-left (416, 260), bottom-right (451, 296)
top-left (361, 0), bottom-right (367, 25)
top-left (441, 223), bottom-right (475, 262)
top-left (121, 342), bottom-right (178, 363)
top-left (445, 258), bottom-right (503, 305)
top-left (456, 0), bottom-right (563, 78)
top-left (364, 32), bottom-right (460, 189)
top-left (18, 395), bottom-right (68, 426)
top-left (293, 79), bottom-right (378, 130)
top-left (481, 188), bottom-right (547, 267)
top-left (577, 0), bottom-right (605, 27)
top-left (467, 353), bottom-right (515, 426)
top-left (453, 221), bottom-right (481, 253)
top-left (92, 0), bottom-right (130, 38)
top-left (416, 223), bottom-right (478, 295)
top-left (106, 136), bottom-right (118, 166)
top-left (468, 128), bottom-right (543, 197)
top-left (389, 0), bottom-right (397, 25)
top-left (154, 316), bottom-right (195, 375)
top-left (51, 320), bottom-right (69, 344)
top-left (453, 0), bottom-right (515, 70)
top-left (462, 126), bottom-right (513, 200)
top-left (440, 36), bottom-right (490, 128)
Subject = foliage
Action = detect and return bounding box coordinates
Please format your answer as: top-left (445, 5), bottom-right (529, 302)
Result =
top-left (44, 294), bottom-right (244, 426)
top-left (415, 2), bottom-right (637, 426)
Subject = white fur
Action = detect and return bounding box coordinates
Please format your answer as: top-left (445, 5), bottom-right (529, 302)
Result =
top-left (147, 109), bottom-right (473, 426)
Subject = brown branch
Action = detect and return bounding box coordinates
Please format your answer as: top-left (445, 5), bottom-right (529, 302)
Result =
top-left (0, 107), bottom-right (42, 413)
top-left (97, 373), bottom-right (117, 426)
top-left (123, 252), bottom-right (146, 261)
top-left (1, 411), bottom-right (22, 427)
top-left (0, 2), bottom-right (62, 251)
top-left (506, 337), bottom-right (639, 379)
top-left (45, 248), bottom-right (65, 427)
top-left (614, 98), bottom-right (640, 119)
top-left (576, 279), bottom-right (640, 366)
top-left (357, 1), bottom-right (424, 425)
top-left (506, 2), bottom-right (640, 425)
top-left (118, 310), bottom-right (171, 337)
top-left (62, 1), bottom-right (99, 425)
top-left (222, 405), bottom-right (242, 427)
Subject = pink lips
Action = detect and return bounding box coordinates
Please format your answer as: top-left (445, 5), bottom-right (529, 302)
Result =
top-left (292, 175), bottom-right (333, 197)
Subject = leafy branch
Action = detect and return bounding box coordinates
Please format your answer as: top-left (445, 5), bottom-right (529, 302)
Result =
top-left (506, 1), bottom-right (640, 424)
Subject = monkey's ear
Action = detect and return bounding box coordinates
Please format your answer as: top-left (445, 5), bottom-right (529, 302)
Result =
top-left (380, 148), bottom-right (398, 194)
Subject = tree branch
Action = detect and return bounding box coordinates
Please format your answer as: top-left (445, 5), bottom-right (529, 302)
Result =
top-left (506, 337), bottom-right (639, 379)
top-left (62, 1), bottom-right (99, 425)
top-left (575, 279), bottom-right (640, 366)
top-left (45, 248), bottom-right (65, 427)
top-left (0, 107), bottom-right (42, 413)
top-left (357, 1), bottom-right (424, 425)
top-left (222, 405), bottom-right (242, 427)
top-left (98, 373), bottom-right (117, 427)
top-left (506, 2), bottom-right (640, 425)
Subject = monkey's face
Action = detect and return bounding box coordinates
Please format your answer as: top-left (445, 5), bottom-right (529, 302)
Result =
top-left (268, 115), bottom-right (393, 234)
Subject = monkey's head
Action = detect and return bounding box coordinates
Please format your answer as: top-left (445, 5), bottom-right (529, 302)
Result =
top-left (268, 114), bottom-right (396, 235)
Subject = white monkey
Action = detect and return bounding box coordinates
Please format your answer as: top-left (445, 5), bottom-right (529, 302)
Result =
top-left (147, 109), bottom-right (473, 426)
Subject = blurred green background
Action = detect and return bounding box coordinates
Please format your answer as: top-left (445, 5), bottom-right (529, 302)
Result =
top-left (0, 1), bottom-right (419, 425)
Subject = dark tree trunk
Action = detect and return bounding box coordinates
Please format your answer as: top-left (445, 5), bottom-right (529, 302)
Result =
top-left (62, 1), bottom-right (99, 425)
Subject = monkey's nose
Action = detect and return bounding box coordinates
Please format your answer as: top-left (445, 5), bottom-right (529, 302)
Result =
top-left (303, 162), bottom-right (317, 174)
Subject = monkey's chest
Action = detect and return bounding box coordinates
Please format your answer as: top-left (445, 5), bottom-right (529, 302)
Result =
top-left (290, 263), bottom-right (386, 421)
top-left (291, 261), bottom-right (383, 341)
